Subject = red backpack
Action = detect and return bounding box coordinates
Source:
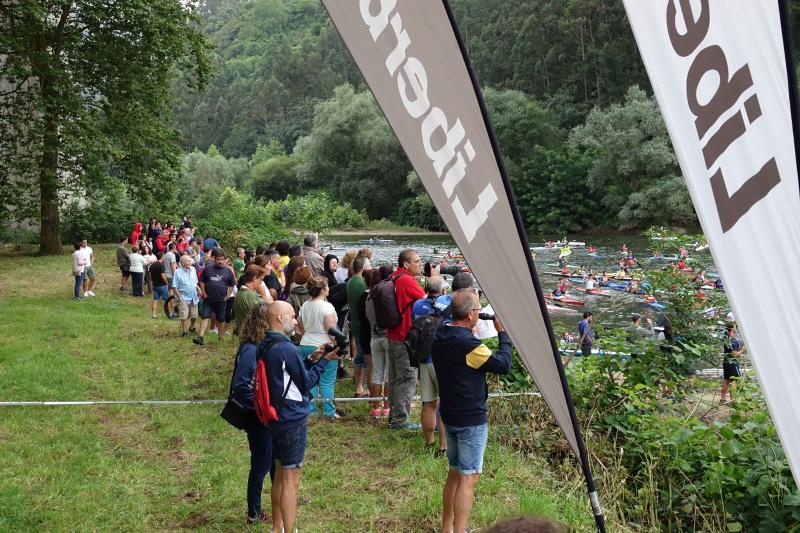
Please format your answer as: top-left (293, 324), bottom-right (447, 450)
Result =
top-left (253, 338), bottom-right (293, 425)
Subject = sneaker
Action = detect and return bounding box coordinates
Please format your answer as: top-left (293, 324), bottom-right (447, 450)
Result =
top-left (370, 408), bottom-right (381, 418)
top-left (246, 511), bottom-right (270, 524)
top-left (390, 422), bottom-right (422, 431)
top-left (86, 291), bottom-right (95, 297)
top-left (74, 296), bottom-right (82, 301)
top-left (182, 331), bottom-right (188, 338)
top-left (151, 315), bottom-right (157, 319)
top-left (210, 327), bottom-right (219, 334)
top-left (435, 448), bottom-right (448, 458)
top-left (323, 413), bottom-right (341, 420)
top-left (381, 408), bottom-right (390, 417)
top-left (193, 336), bottom-right (204, 346)
top-left (189, 327), bottom-right (196, 333)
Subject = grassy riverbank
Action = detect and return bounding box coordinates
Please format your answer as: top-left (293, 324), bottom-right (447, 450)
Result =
top-left (0, 245), bottom-right (597, 532)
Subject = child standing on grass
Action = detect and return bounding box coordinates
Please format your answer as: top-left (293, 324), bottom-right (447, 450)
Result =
top-left (71, 241), bottom-right (87, 300)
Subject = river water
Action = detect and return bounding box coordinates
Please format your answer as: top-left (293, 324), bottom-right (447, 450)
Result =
top-left (326, 232), bottom-right (715, 335)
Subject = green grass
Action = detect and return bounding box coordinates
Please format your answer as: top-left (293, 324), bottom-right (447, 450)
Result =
top-left (0, 244), bottom-right (594, 532)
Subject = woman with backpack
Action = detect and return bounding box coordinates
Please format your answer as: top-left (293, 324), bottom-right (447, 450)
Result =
top-left (362, 265), bottom-right (393, 417)
top-left (297, 276), bottom-right (340, 418)
top-left (229, 303), bottom-right (273, 524)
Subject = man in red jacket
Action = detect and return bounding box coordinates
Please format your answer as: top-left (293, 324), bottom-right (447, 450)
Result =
top-left (387, 248), bottom-right (426, 430)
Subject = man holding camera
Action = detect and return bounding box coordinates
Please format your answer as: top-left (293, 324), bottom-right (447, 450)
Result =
top-left (260, 300), bottom-right (340, 533)
top-left (431, 289), bottom-right (512, 533)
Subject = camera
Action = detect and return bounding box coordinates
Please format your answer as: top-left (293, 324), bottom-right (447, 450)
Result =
top-left (478, 312), bottom-right (495, 321)
top-left (325, 327), bottom-right (349, 355)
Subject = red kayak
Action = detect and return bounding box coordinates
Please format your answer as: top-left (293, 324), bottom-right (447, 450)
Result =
top-left (574, 287), bottom-right (612, 297)
top-left (545, 295), bottom-right (585, 307)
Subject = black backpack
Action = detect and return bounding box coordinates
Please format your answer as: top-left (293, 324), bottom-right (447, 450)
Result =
top-left (404, 300), bottom-right (446, 368)
top-left (372, 271), bottom-right (412, 329)
top-left (328, 282), bottom-right (348, 314)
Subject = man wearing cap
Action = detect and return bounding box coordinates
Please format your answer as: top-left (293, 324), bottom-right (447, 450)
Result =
top-left (194, 248), bottom-right (236, 346)
top-left (172, 254), bottom-right (201, 337)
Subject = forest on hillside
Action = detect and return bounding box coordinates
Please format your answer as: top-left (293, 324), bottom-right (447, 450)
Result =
top-left (170, 0), bottom-right (800, 232)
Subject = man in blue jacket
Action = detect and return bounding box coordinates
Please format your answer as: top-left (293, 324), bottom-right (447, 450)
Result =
top-left (260, 300), bottom-right (339, 533)
top-left (431, 289), bottom-right (512, 533)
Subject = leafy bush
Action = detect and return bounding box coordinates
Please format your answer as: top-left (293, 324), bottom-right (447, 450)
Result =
top-left (264, 190), bottom-right (367, 233)
top-left (61, 181), bottom-right (145, 244)
top-left (195, 187), bottom-right (287, 251)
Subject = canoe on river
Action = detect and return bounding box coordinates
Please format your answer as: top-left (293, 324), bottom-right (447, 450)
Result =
top-left (573, 287), bottom-right (612, 297)
top-left (544, 295), bottom-right (585, 307)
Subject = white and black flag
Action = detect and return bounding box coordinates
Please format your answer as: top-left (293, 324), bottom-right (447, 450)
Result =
top-left (623, 0), bottom-right (800, 482)
top-left (321, 1), bottom-right (605, 529)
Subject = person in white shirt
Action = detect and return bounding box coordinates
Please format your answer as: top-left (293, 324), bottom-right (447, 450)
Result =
top-left (585, 275), bottom-right (595, 291)
top-left (79, 238), bottom-right (96, 297)
top-left (72, 241), bottom-right (87, 300)
top-left (297, 276), bottom-right (339, 418)
top-left (128, 244), bottom-right (146, 297)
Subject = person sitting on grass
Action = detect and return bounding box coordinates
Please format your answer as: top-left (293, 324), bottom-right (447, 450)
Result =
top-left (260, 300), bottom-right (340, 533)
top-left (171, 254), bottom-right (200, 337)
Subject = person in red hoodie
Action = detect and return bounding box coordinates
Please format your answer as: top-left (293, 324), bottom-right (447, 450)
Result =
top-left (130, 222), bottom-right (143, 247)
top-left (386, 248), bottom-right (426, 430)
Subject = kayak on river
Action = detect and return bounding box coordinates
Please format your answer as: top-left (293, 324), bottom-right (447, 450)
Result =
top-left (545, 295), bottom-right (585, 307)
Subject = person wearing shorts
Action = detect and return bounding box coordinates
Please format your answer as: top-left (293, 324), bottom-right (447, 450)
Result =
top-left (261, 301), bottom-right (339, 533)
top-left (431, 289), bottom-right (512, 533)
top-left (171, 254), bottom-right (200, 337)
top-left (149, 252), bottom-right (169, 319)
top-left (362, 265), bottom-right (393, 418)
top-left (411, 275), bottom-right (451, 452)
top-left (721, 323), bottom-right (744, 403)
top-left (193, 248), bottom-right (235, 346)
top-left (79, 238), bottom-right (96, 297)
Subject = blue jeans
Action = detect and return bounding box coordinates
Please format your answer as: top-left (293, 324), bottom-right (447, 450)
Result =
top-left (74, 272), bottom-right (84, 298)
top-left (245, 419), bottom-right (272, 518)
top-left (445, 423), bottom-right (489, 475)
top-left (301, 345), bottom-right (338, 417)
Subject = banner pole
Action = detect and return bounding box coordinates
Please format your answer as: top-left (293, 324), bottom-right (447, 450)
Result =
top-left (440, 2), bottom-right (606, 531)
top-left (778, 0), bottom-right (800, 194)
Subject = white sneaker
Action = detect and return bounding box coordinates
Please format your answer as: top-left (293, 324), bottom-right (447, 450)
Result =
top-left (87, 291), bottom-right (95, 297)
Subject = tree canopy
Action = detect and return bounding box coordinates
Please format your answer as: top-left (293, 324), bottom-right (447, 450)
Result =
top-left (0, 0), bottom-right (210, 254)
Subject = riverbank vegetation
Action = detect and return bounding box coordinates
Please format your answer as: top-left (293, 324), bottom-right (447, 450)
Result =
top-left (491, 231), bottom-right (800, 531)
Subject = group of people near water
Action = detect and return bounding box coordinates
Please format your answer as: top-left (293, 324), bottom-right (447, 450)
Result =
top-left (72, 216), bottom-right (562, 533)
top-left (68, 221), bottom-right (744, 531)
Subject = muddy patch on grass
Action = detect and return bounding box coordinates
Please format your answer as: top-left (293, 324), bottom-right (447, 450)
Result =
top-left (177, 511), bottom-right (212, 528)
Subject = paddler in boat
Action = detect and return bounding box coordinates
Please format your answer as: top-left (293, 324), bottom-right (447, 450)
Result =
top-left (558, 255), bottom-right (568, 269)
top-left (552, 279), bottom-right (572, 297)
top-left (619, 243), bottom-right (628, 254)
top-left (676, 258), bottom-right (687, 270)
top-left (626, 279), bottom-right (641, 294)
top-left (598, 271), bottom-right (609, 285)
top-left (652, 249), bottom-right (662, 258)
top-left (587, 245), bottom-right (597, 254)
top-left (692, 270), bottom-right (706, 285)
top-left (584, 274), bottom-right (596, 292)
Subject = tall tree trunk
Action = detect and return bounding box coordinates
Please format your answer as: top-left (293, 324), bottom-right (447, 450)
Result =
top-left (39, 78), bottom-right (61, 255)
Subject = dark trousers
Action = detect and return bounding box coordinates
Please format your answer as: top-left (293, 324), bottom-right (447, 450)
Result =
top-left (131, 272), bottom-right (144, 297)
top-left (245, 420), bottom-right (273, 518)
